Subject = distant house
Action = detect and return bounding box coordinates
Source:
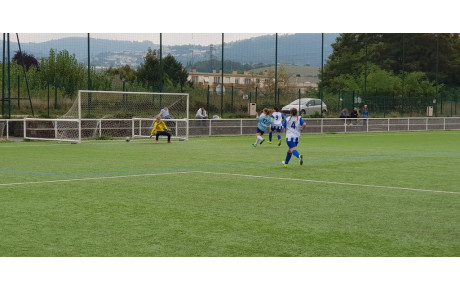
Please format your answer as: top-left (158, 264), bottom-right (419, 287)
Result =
top-left (187, 67), bottom-right (317, 94)
top-left (290, 74), bottom-right (318, 93)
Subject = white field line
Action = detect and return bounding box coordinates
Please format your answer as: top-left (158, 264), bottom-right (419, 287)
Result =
top-left (0, 139), bottom-right (153, 148)
top-left (0, 171), bottom-right (197, 187)
top-left (195, 171), bottom-right (460, 195)
top-left (1, 169), bottom-right (459, 196)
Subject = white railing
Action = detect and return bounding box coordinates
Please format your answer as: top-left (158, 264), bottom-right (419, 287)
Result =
top-left (0, 119), bottom-right (23, 141)
top-left (1, 117), bottom-right (460, 142)
top-left (302, 117), bottom-right (460, 134)
top-left (186, 117), bottom-right (460, 136)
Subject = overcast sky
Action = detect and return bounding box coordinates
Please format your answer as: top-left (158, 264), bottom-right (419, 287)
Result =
top-left (13, 33), bottom-right (275, 46)
top-left (3, 1), bottom-right (457, 39)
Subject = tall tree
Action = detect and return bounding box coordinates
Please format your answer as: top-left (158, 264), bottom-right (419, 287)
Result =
top-left (162, 55), bottom-right (190, 90)
top-left (322, 33), bottom-right (460, 90)
top-left (13, 51), bottom-right (40, 71)
top-left (137, 49), bottom-right (191, 92)
top-left (137, 48), bottom-right (162, 91)
top-left (106, 65), bottom-right (137, 83)
top-left (40, 49), bottom-right (85, 96)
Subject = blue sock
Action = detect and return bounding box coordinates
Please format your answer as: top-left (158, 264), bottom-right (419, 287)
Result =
top-left (278, 135), bottom-right (281, 140)
top-left (285, 152), bottom-right (292, 164)
top-left (292, 150), bottom-right (300, 158)
top-left (269, 132), bottom-right (272, 142)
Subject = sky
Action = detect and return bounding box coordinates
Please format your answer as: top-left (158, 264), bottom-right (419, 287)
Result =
top-left (13, 33), bottom-right (275, 45)
top-left (3, 0), bottom-right (458, 42)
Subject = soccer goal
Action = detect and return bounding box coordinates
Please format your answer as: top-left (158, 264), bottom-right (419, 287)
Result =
top-left (24, 90), bottom-right (189, 143)
top-left (132, 118), bottom-right (189, 140)
top-left (24, 118), bottom-right (81, 143)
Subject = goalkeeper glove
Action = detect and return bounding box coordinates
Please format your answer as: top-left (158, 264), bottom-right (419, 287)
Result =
top-left (149, 134), bottom-right (153, 138)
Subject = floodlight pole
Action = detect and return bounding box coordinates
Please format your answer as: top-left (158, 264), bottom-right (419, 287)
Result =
top-left (435, 34), bottom-right (439, 117)
top-left (7, 33), bottom-right (11, 119)
top-left (2, 33), bottom-right (5, 117)
top-left (402, 33), bottom-right (405, 101)
top-left (364, 33), bottom-right (368, 101)
top-left (274, 33), bottom-right (278, 107)
top-left (320, 33), bottom-right (324, 116)
top-left (87, 33), bottom-right (91, 90)
top-left (160, 33), bottom-right (163, 92)
top-left (221, 33), bottom-right (224, 117)
top-left (87, 33), bottom-right (92, 116)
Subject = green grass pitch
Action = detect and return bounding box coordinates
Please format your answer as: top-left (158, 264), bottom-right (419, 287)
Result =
top-left (1, 131), bottom-right (459, 257)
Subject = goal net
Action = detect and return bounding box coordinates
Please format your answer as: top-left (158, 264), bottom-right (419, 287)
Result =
top-left (24, 90), bottom-right (189, 143)
top-left (132, 118), bottom-right (188, 140)
top-left (0, 121), bottom-right (5, 141)
top-left (24, 118), bottom-right (80, 142)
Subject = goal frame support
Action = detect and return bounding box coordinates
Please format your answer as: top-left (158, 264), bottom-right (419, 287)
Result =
top-left (75, 90), bottom-right (189, 142)
top-left (23, 117), bottom-right (81, 143)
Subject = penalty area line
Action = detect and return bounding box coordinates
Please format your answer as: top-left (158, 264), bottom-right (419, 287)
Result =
top-left (195, 171), bottom-right (460, 195)
top-left (0, 171), bottom-right (199, 187)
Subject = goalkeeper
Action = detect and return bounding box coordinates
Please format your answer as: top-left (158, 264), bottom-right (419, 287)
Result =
top-left (150, 117), bottom-right (172, 143)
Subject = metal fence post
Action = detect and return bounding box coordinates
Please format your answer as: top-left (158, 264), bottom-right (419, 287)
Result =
top-left (231, 85), bottom-right (234, 113)
top-left (209, 119), bottom-right (212, 136)
top-left (207, 85), bottom-right (210, 113)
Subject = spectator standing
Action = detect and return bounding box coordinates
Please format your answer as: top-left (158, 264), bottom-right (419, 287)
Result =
top-left (362, 105), bottom-right (369, 118)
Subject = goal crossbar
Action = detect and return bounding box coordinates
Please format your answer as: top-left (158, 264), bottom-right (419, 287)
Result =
top-left (23, 90), bottom-right (189, 143)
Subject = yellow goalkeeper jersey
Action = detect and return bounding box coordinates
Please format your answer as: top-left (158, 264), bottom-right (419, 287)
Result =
top-left (151, 120), bottom-right (168, 135)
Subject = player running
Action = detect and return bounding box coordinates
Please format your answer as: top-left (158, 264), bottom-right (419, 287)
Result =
top-left (268, 106), bottom-right (285, 146)
top-left (252, 108), bottom-right (273, 147)
top-left (282, 107), bottom-right (306, 167)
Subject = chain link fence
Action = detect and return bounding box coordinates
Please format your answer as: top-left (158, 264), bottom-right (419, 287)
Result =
top-left (1, 33), bottom-right (459, 119)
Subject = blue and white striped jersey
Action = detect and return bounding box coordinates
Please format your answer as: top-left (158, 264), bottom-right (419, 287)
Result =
top-left (282, 116), bottom-right (305, 142)
top-left (271, 112), bottom-right (284, 127)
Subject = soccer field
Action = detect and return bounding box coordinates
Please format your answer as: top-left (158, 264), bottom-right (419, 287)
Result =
top-left (1, 131), bottom-right (459, 257)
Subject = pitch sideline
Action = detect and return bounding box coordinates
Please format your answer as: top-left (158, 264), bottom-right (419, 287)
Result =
top-left (1, 169), bottom-right (459, 196)
top-left (195, 171), bottom-right (460, 195)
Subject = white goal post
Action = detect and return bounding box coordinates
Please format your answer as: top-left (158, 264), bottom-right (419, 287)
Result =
top-left (24, 118), bottom-right (81, 143)
top-left (23, 90), bottom-right (189, 143)
top-left (132, 118), bottom-right (189, 140)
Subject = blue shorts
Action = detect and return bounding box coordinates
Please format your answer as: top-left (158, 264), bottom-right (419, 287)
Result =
top-left (286, 140), bottom-right (299, 149)
top-left (271, 125), bottom-right (282, 133)
top-left (257, 127), bottom-right (265, 135)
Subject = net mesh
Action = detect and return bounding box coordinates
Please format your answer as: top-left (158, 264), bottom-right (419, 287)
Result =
top-left (67, 91), bottom-right (189, 120)
top-left (61, 90), bottom-right (189, 140)
top-left (0, 121), bottom-right (5, 140)
top-left (133, 118), bottom-right (188, 140)
top-left (24, 118), bottom-right (80, 142)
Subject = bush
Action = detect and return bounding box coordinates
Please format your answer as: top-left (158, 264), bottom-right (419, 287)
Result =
top-left (307, 111), bottom-right (323, 118)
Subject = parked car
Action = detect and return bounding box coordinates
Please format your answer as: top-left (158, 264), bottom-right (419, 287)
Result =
top-left (281, 98), bottom-right (327, 116)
